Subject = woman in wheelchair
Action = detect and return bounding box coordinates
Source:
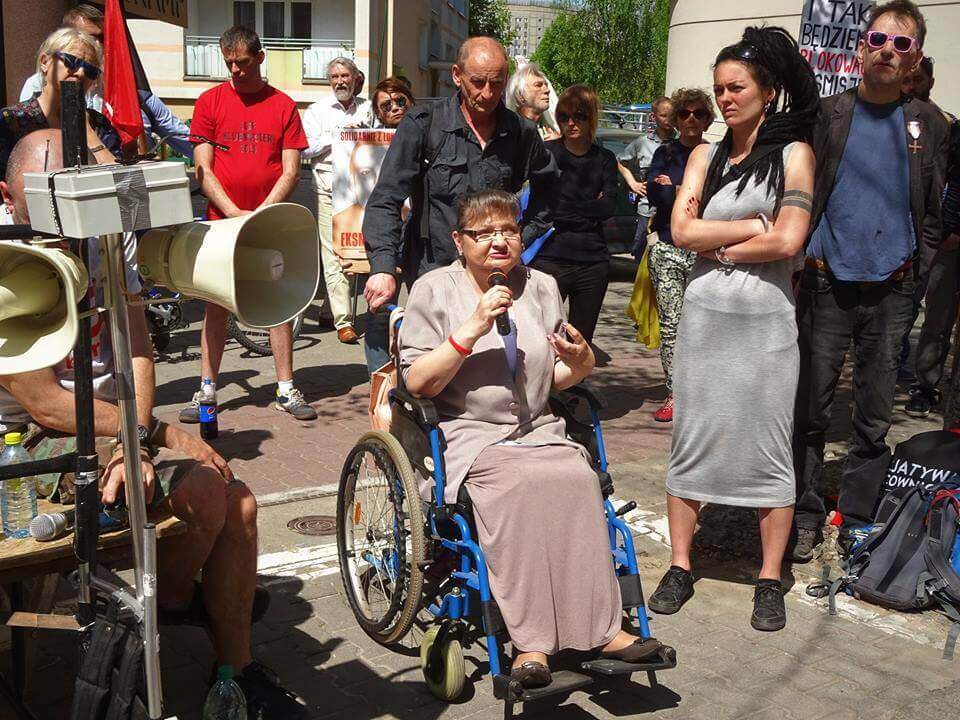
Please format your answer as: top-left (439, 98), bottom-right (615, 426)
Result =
top-left (399, 189), bottom-right (657, 688)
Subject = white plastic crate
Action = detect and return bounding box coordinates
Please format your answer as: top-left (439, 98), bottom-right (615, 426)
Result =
top-left (23, 161), bottom-right (193, 238)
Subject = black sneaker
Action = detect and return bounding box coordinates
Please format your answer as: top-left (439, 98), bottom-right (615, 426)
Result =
top-left (751, 579), bottom-right (786, 632)
top-left (648, 565), bottom-right (694, 615)
top-left (234, 662), bottom-right (308, 719)
top-left (905, 387), bottom-right (938, 418)
top-left (787, 526), bottom-right (823, 563)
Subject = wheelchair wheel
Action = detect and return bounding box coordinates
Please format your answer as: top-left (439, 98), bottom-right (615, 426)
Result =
top-left (419, 626), bottom-right (465, 701)
top-left (337, 430), bottom-right (425, 645)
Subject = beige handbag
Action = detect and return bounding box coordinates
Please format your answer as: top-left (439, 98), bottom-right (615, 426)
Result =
top-left (368, 307), bottom-right (404, 431)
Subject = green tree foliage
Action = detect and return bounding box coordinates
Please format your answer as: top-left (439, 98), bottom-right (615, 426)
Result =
top-left (469, 0), bottom-right (516, 47)
top-left (532, 0), bottom-right (671, 105)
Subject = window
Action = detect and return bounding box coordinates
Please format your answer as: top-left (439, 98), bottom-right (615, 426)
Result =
top-left (233, 1), bottom-right (255, 29)
top-left (291, 2), bottom-right (311, 39)
top-left (263, 1), bottom-right (284, 38)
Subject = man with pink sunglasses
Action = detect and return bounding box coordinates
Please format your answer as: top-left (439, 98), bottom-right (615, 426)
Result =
top-left (791, 1), bottom-right (951, 562)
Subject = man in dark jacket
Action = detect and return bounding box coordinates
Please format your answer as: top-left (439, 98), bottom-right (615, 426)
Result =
top-left (361, 36), bottom-right (557, 315)
top-left (791, 1), bottom-right (950, 561)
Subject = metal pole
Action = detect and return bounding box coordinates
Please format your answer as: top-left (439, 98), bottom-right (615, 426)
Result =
top-left (60, 79), bottom-right (100, 629)
top-left (102, 232), bottom-right (162, 718)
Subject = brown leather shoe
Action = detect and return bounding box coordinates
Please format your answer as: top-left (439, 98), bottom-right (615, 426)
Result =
top-left (337, 325), bottom-right (359, 344)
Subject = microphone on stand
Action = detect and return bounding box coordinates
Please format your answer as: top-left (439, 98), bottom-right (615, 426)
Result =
top-left (487, 271), bottom-right (511, 336)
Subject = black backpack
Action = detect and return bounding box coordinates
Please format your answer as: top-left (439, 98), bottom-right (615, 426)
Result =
top-left (809, 480), bottom-right (960, 659)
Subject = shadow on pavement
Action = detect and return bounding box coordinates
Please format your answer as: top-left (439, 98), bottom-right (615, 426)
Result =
top-left (208, 427), bottom-right (274, 463)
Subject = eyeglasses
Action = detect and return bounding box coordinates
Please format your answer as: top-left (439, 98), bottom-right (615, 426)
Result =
top-left (378, 95), bottom-right (408, 114)
top-left (677, 108), bottom-right (711, 121)
top-left (460, 228), bottom-right (521, 244)
top-left (53, 51), bottom-right (101, 81)
top-left (556, 111), bottom-right (589, 124)
top-left (866, 31), bottom-right (918, 54)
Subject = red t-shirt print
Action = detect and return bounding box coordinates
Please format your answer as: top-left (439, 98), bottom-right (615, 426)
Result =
top-left (190, 82), bottom-right (307, 220)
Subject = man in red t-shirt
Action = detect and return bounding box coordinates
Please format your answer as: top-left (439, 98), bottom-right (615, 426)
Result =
top-left (184, 26), bottom-right (317, 425)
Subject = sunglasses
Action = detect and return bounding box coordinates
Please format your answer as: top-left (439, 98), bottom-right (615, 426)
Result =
top-left (866, 31), bottom-right (918, 54)
top-left (556, 111), bottom-right (589, 124)
top-left (677, 108), bottom-right (710, 121)
top-left (53, 51), bottom-right (101, 81)
top-left (460, 228), bottom-right (521, 244)
top-left (378, 95), bottom-right (408, 114)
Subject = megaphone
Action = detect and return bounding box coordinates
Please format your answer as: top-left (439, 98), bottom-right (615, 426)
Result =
top-left (0, 241), bottom-right (89, 375)
top-left (137, 203), bottom-right (320, 328)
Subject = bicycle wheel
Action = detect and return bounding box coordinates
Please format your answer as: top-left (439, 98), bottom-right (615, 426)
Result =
top-left (337, 430), bottom-right (426, 646)
top-left (226, 313), bottom-right (304, 356)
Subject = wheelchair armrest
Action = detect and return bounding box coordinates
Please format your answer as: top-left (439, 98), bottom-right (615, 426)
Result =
top-left (552, 383), bottom-right (606, 411)
top-left (389, 387), bottom-right (440, 426)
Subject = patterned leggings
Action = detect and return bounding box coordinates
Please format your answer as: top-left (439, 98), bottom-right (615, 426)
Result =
top-left (647, 241), bottom-right (697, 393)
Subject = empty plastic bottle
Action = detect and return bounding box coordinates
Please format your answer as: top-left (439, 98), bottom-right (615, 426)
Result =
top-left (202, 665), bottom-right (247, 720)
top-left (0, 432), bottom-right (37, 539)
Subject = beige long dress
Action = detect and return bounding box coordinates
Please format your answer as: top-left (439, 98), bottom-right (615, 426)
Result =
top-left (398, 262), bottom-right (621, 654)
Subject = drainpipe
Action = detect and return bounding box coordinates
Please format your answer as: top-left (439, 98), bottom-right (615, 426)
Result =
top-left (386, 0), bottom-right (394, 77)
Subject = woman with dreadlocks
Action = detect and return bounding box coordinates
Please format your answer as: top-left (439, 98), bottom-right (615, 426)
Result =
top-left (646, 26), bottom-right (819, 632)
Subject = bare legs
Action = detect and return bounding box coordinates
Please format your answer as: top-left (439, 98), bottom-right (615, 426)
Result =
top-left (201, 302), bottom-right (294, 387)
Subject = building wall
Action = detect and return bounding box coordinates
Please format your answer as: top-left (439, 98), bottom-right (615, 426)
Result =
top-left (2, 0), bottom-right (72, 105)
top-left (506, 0), bottom-right (563, 59)
top-left (666, 0), bottom-right (960, 116)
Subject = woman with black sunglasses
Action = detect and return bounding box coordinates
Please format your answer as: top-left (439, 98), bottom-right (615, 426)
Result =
top-left (646, 88), bottom-right (715, 423)
top-left (1, 27), bottom-right (114, 180)
top-left (529, 84), bottom-right (618, 345)
top-left (647, 26), bottom-right (819, 632)
top-left (371, 76), bottom-right (415, 129)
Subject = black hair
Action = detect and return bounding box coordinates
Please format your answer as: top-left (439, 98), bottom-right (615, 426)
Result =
top-left (700, 26), bottom-right (819, 216)
top-left (867, 1), bottom-right (926, 49)
top-left (220, 25), bottom-right (262, 55)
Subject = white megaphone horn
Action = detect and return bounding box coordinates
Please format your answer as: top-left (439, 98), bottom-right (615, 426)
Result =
top-left (0, 241), bottom-right (89, 375)
top-left (137, 203), bottom-right (320, 328)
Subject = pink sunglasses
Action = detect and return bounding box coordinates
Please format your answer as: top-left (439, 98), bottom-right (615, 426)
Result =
top-left (866, 30), bottom-right (918, 54)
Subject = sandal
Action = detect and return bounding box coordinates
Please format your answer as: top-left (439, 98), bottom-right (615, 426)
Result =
top-left (510, 661), bottom-right (552, 689)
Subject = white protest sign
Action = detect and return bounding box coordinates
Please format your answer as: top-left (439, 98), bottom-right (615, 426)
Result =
top-left (798, 0), bottom-right (875, 96)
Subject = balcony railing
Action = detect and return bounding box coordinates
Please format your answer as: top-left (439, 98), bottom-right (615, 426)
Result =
top-left (185, 36), bottom-right (353, 82)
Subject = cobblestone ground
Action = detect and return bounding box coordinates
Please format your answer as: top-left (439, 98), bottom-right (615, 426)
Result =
top-left (3, 188), bottom-right (958, 717)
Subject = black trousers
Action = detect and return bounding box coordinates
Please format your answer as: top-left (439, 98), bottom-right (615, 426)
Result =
top-left (915, 247), bottom-right (960, 394)
top-left (529, 257), bottom-right (610, 344)
top-left (793, 266), bottom-right (916, 530)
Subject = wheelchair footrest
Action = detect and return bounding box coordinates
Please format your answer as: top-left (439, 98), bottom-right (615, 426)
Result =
top-left (580, 644), bottom-right (677, 675)
top-left (493, 670), bottom-right (593, 703)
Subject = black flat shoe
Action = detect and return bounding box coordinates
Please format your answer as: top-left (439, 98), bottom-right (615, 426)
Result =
top-left (751, 579), bottom-right (786, 632)
top-left (648, 565), bottom-right (694, 614)
top-left (511, 661), bottom-right (552, 689)
top-left (599, 637), bottom-right (664, 662)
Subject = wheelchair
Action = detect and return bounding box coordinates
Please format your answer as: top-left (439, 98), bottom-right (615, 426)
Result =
top-left (335, 314), bottom-right (676, 711)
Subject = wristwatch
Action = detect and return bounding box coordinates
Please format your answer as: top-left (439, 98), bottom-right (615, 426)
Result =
top-left (117, 424), bottom-right (151, 449)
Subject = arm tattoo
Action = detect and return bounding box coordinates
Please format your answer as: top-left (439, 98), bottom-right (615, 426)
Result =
top-left (781, 189), bottom-right (813, 212)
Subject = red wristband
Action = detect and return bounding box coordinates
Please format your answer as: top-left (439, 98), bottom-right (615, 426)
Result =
top-left (448, 335), bottom-right (472, 356)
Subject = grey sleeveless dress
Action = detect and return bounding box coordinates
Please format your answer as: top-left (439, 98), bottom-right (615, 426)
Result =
top-left (666, 143), bottom-right (799, 508)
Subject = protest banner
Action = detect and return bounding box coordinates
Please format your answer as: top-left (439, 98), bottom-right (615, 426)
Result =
top-left (798, 0), bottom-right (875, 96)
top-left (331, 128), bottom-right (396, 275)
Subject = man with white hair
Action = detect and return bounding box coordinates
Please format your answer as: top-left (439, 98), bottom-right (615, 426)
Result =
top-left (302, 56), bottom-right (372, 344)
top-left (506, 62), bottom-right (559, 140)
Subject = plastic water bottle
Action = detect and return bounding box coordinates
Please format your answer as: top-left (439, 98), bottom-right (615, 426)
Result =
top-left (202, 665), bottom-right (247, 719)
top-left (0, 432), bottom-right (38, 538)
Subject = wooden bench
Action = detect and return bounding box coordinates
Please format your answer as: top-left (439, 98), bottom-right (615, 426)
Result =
top-left (0, 501), bottom-right (186, 719)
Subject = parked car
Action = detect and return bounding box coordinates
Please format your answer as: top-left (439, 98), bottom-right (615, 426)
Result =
top-left (595, 127), bottom-right (645, 256)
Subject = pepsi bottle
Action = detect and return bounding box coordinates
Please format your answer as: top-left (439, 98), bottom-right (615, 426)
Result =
top-left (199, 398), bottom-right (218, 439)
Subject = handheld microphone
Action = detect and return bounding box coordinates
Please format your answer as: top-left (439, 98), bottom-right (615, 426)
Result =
top-left (487, 271), bottom-right (511, 336)
top-left (28, 507), bottom-right (125, 542)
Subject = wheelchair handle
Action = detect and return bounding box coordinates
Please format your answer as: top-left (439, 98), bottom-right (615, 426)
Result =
top-left (614, 501), bottom-right (637, 517)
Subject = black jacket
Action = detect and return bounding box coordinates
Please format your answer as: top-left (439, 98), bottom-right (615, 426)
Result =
top-left (810, 88), bottom-right (950, 280)
top-left (362, 94), bottom-right (558, 278)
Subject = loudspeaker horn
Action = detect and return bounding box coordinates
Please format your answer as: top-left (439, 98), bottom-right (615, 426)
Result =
top-left (0, 241), bottom-right (89, 374)
top-left (137, 203), bottom-right (320, 328)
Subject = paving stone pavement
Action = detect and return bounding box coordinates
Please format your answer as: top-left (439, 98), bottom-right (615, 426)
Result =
top-left (3, 187), bottom-right (959, 717)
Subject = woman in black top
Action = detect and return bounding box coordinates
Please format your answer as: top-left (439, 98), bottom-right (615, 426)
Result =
top-left (646, 88), bottom-right (714, 423)
top-left (529, 84), bottom-right (618, 344)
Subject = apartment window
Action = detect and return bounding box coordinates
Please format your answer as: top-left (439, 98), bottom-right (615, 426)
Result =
top-left (233, 1), bottom-right (255, 29)
top-left (263, 1), bottom-right (284, 38)
top-left (291, 2), bottom-right (311, 39)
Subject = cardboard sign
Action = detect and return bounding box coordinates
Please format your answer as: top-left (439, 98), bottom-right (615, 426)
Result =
top-left (798, 0), bottom-right (875, 96)
top-left (90, 1), bottom-right (189, 28)
top-left (331, 129), bottom-right (396, 275)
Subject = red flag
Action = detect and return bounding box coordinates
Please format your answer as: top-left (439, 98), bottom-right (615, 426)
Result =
top-left (102, 0), bottom-right (144, 148)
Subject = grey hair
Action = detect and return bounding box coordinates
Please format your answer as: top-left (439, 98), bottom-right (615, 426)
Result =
top-left (327, 56), bottom-right (360, 77)
top-left (505, 62), bottom-right (547, 113)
